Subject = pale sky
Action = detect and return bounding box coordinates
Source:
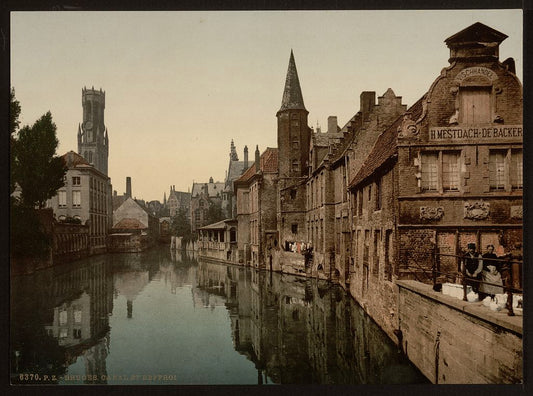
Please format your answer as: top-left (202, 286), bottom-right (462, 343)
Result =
top-left (11, 10), bottom-right (522, 202)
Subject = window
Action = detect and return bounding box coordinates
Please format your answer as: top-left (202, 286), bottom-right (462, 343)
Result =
top-left (421, 153), bottom-right (438, 191)
top-left (510, 150), bottom-right (523, 190)
top-left (292, 140), bottom-right (299, 149)
top-left (442, 152), bottom-right (460, 191)
top-left (489, 150), bottom-right (506, 190)
top-left (460, 87), bottom-right (491, 124)
top-left (373, 230), bottom-right (381, 276)
top-left (420, 151), bottom-right (461, 192)
top-left (290, 189), bottom-right (296, 200)
top-left (291, 223), bottom-right (298, 234)
top-left (72, 191), bottom-right (81, 207)
top-left (375, 177), bottom-right (382, 211)
top-left (72, 176), bottom-right (80, 185)
top-left (357, 189), bottom-right (363, 216)
top-left (73, 329), bottom-right (82, 339)
top-left (292, 160), bottom-right (299, 173)
top-left (58, 191), bottom-right (67, 207)
top-left (489, 149), bottom-right (523, 191)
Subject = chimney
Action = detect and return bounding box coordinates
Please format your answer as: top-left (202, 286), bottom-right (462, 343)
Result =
top-left (255, 145), bottom-right (260, 172)
top-left (244, 145), bottom-right (249, 169)
top-left (113, 190), bottom-right (117, 197)
top-left (360, 91), bottom-right (376, 120)
top-left (327, 116), bottom-right (338, 134)
top-left (126, 177), bottom-right (132, 198)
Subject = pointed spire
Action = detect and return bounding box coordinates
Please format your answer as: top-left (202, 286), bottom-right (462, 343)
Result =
top-left (279, 50), bottom-right (306, 113)
top-left (230, 139), bottom-right (238, 161)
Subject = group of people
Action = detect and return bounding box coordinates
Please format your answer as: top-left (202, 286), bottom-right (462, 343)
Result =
top-left (461, 243), bottom-right (510, 299)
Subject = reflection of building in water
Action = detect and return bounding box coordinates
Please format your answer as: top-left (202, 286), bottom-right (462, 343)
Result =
top-left (194, 260), bottom-right (227, 308)
top-left (217, 263), bottom-right (425, 384)
top-left (114, 270), bottom-right (150, 318)
top-left (39, 257), bottom-right (113, 382)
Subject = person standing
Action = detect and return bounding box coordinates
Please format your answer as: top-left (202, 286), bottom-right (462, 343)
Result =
top-left (461, 243), bottom-right (483, 293)
top-left (479, 244), bottom-right (503, 298)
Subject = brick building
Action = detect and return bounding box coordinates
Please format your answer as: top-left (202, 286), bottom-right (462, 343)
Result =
top-left (347, 22), bottom-right (522, 339)
top-left (307, 90), bottom-right (406, 282)
top-left (233, 147), bottom-right (279, 268)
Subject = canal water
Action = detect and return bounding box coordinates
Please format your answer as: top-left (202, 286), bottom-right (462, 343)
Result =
top-left (11, 246), bottom-right (428, 385)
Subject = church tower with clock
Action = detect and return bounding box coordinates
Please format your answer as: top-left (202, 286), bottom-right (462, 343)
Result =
top-left (77, 86), bottom-right (109, 175)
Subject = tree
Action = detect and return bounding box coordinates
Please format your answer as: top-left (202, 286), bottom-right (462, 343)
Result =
top-left (171, 207), bottom-right (191, 237)
top-left (12, 112), bottom-right (67, 208)
top-left (10, 88), bottom-right (21, 195)
top-left (205, 199), bottom-right (225, 225)
top-left (10, 105), bottom-right (66, 259)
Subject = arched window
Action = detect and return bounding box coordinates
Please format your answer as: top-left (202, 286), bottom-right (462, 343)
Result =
top-left (88, 151), bottom-right (93, 164)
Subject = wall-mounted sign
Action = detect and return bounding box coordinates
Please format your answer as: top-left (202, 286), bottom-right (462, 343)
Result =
top-left (429, 125), bottom-right (522, 141)
top-left (454, 67), bottom-right (498, 83)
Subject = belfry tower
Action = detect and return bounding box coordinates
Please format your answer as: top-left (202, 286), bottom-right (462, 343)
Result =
top-left (276, 50), bottom-right (311, 246)
top-left (77, 87), bottom-right (109, 175)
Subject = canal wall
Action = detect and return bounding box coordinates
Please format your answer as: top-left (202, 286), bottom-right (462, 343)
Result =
top-left (396, 280), bottom-right (522, 384)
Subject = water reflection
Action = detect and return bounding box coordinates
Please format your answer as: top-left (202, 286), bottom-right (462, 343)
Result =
top-left (11, 246), bottom-right (427, 385)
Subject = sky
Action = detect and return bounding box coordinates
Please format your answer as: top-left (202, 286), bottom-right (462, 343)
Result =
top-left (11, 10), bottom-right (522, 202)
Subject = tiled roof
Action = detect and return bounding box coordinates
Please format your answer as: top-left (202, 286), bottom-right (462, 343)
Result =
top-left (62, 151), bottom-right (90, 168)
top-left (191, 181), bottom-right (225, 197)
top-left (169, 190), bottom-right (191, 205)
top-left (112, 218), bottom-right (147, 230)
top-left (235, 147), bottom-right (278, 184)
top-left (348, 96), bottom-right (425, 189)
top-left (260, 148), bottom-right (278, 173)
top-left (236, 162), bottom-right (256, 183)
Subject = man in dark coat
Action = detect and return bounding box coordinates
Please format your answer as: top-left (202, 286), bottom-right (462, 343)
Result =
top-left (461, 243), bottom-right (483, 293)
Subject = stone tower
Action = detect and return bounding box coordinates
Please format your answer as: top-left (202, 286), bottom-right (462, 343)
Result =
top-left (276, 50), bottom-right (311, 246)
top-left (78, 87), bottom-right (109, 175)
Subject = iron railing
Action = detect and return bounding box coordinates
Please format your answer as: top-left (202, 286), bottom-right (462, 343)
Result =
top-left (400, 248), bottom-right (523, 316)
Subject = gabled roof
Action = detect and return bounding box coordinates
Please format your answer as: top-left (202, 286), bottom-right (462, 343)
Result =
top-left (112, 195), bottom-right (127, 211)
top-left (445, 22), bottom-right (507, 46)
top-left (235, 147), bottom-right (279, 184)
top-left (236, 162), bottom-right (256, 183)
top-left (112, 218), bottom-right (147, 230)
top-left (278, 50), bottom-right (306, 112)
top-left (168, 190), bottom-right (191, 205)
top-left (227, 160), bottom-right (246, 183)
top-left (62, 150), bottom-right (90, 168)
top-left (348, 96), bottom-right (425, 189)
top-left (260, 147), bottom-right (278, 173)
top-left (191, 181), bottom-right (225, 197)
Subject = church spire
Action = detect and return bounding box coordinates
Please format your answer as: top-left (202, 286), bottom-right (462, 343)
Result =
top-left (230, 139), bottom-right (238, 161)
top-left (278, 50), bottom-right (306, 113)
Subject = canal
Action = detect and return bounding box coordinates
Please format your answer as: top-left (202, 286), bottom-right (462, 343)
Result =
top-left (11, 245), bottom-right (428, 385)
